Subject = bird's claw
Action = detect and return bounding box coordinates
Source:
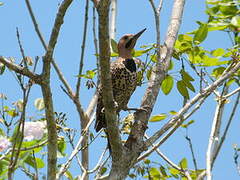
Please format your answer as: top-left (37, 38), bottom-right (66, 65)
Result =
top-left (123, 105), bottom-right (151, 113)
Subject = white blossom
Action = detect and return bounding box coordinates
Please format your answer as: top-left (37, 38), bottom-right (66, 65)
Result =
top-left (23, 121), bottom-right (46, 141)
top-left (0, 137), bottom-right (11, 152)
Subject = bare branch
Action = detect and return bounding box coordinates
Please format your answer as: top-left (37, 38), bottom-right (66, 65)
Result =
top-left (146, 62), bottom-right (240, 147)
top-left (224, 87), bottom-right (240, 99)
top-left (109, 0), bottom-right (117, 40)
top-left (76, 0), bottom-right (89, 98)
top-left (41, 1), bottom-right (73, 179)
top-left (206, 86), bottom-right (228, 180)
top-left (212, 92), bottom-right (240, 167)
top-left (16, 28), bottom-right (28, 68)
top-left (125, 0), bottom-right (185, 155)
top-left (96, 0), bottom-right (123, 163)
top-left (0, 56), bottom-right (42, 84)
top-left (25, 0), bottom-right (48, 49)
top-left (56, 113), bottom-right (95, 179)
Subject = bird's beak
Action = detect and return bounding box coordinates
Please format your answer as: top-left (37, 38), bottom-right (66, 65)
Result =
top-left (125, 28), bottom-right (146, 49)
top-left (133, 28), bottom-right (147, 41)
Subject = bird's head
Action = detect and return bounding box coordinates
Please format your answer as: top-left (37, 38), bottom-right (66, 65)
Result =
top-left (117, 28), bottom-right (146, 58)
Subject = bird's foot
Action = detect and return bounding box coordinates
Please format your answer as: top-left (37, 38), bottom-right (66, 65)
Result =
top-left (123, 105), bottom-right (151, 113)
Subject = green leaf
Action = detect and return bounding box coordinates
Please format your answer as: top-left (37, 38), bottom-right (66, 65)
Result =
top-left (128, 173), bottom-right (136, 178)
top-left (179, 158), bottom-right (188, 169)
top-left (7, 109), bottom-right (18, 117)
top-left (0, 159), bottom-right (8, 179)
top-left (181, 70), bottom-right (194, 81)
top-left (169, 110), bottom-right (177, 115)
top-left (133, 47), bottom-right (152, 57)
top-left (58, 138), bottom-right (66, 157)
top-left (111, 39), bottom-right (118, 53)
top-left (211, 67), bottom-right (226, 78)
top-left (181, 120), bottom-right (195, 128)
top-left (0, 64), bottom-right (5, 75)
top-left (144, 159), bottom-right (151, 164)
top-left (169, 167), bottom-right (180, 176)
top-left (183, 80), bottom-right (195, 92)
top-left (211, 48), bottom-right (225, 57)
top-left (206, 0), bottom-right (219, 5)
top-left (159, 166), bottom-right (167, 177)
top-left (25, 156), bottom-right (45, 169)
top-left (149, 114), bottom-right (167, 122)
top-left (231, 15), bottom-right (240, 27)
top-left (150, 54), bottom-right (157, 63)
top-left (100, 167), bottom-right (107, 175)
top-left (149, 167), bottom-right (160, 178)
top-left (177, 80), bottom-right (189, 99)
top-left (178, 34), bottom-right (193, 42)
top-left (21, 140), bottom-right (43, 153)
top-left (161, 75), bottom-right (174, 95)
top-left (168, 60), bottom-right (174, 70)
top-left (146, 68), bottom-right (152, 80)
top-left (202, 55), bottom-right (228, 66)
top-left (226, 78), bottom-right (235, 86)
top-left (0, 2), bottom-right (3, 6)
top-left (193, 23), bottom-right (208, 44)
top-left (78, 70), bottom-right (96, 79)
top-left (219, 5), bottom-right (238, 16)
top-left (0, 128), bottom-right (5, 136)
top-left (64, 171), bottom-right (74, 180)
top-left (110, 52), bottom-right (118, 57)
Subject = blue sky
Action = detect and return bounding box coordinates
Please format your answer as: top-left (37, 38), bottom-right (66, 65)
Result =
top-left (0, 0), bottom-right (239, 179)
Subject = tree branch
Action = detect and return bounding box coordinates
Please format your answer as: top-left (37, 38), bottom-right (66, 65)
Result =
top-left (109, 0), bottom-right (117, 40)
top-left (206, 86), bottom-right (228, 180)
top-left (0, 56), bottom-right (42, 84)
top-left (96, 0), bottom-right (123, 164)
top-left (125, 0), bottom-right (185, 157)
top-left (76, 0), bottom-right (89, 98)
top-left (211, 92), bottom-right (240, 168)
top-left (41, 1), bottom-right (73, 179)
top-left (146, 62), bottom-right (240, 148)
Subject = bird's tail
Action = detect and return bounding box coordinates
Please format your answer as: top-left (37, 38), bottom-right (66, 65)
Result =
top-left (95, 97), bottom-right (106, 132)
top-left (95, 98), bottom-right (112, 153)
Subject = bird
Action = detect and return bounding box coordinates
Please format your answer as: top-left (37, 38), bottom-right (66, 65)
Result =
top-left (95, 28), bottom-right (146, 133)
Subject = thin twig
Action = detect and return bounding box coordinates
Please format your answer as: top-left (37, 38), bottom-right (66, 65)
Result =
top-left (32, 150), bottom-right (39, 180)
top-left (144, 135), bottom-right (181, 170)
top-left (16, 28), bottom-right (28, 68)
top-left (0, 56), bottom-right (42, 84)
top-left (25, 0), bottom-right (48, 49)
top-left (185, 132), bottom-right (198, 174)
top-left (88, 148), bottom-right (108, 173)
top-left (76, 0), bottom-right (89, 97)
top-left (109, 0), bottom-right (117, 40)
top-left (56, 113), bottom-right (95, 179)
top-left (41, 1), bottom-right (73, 179)
top-left (206, 85), bottom-right (228, 180)
top-left (212, 92), bottom-right (240, 167)
top-left (8, 77), bottom-right (32, 179)
top-left (145, 62), bottom-right (240, 148)
top-left (224, 87), bottom-right (240, 99)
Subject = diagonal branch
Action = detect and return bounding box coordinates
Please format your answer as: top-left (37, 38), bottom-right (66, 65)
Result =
top-left (125, 0), bottom-right (185, 154)
top-left (146, 62), bottom-right (240, 147)
top-left (0, 56), bottom-right (42, 84)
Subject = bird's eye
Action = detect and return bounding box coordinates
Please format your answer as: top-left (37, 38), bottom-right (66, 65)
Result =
top-left (124, 36), bottom-right (128, 40)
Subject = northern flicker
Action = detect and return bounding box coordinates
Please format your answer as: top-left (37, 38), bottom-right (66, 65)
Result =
top-left (95, 28), bottom-right (146, 132)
